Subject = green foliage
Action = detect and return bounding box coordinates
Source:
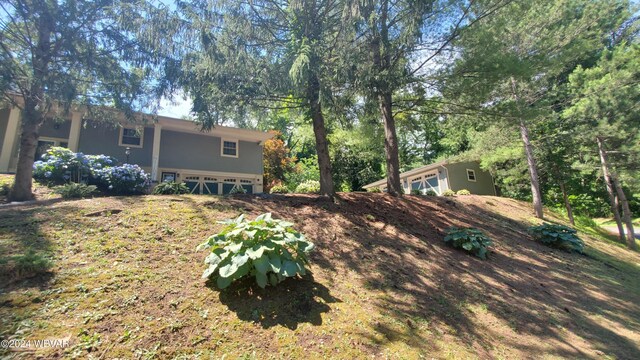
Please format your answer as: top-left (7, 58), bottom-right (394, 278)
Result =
top-left (153, 181), bottom-right (189, 195)
top-left (0, 177), bottom-right (12, 196)
top-left (269, 184), bottom-right (290, 194)
top-left (8, 249), bottom-right (52, 278)
top-left (295, 180), bottom-right (321, 194)
top-left (229, 185), bottom-right (247, 195)
top-left (286, 156), bottom-right (321, 189)
top-left (53, 183), bottom-right (97, 199)
top-left (442, 189), bottom-right (456, 197)
top-left (456, 189), bottom-right (471, 196)
top-left (443, 227), bottom-right (492, 259)
top-left (198, 213), bottom-right (314, 289)
top-left (425, 189), bottom-right (437, 196)
top-left (411, 189), bottom-right (422, 195)
top-left (528, 223), bottom-right (584, 252)
top-left (367, 187), bottom-right (382, 193)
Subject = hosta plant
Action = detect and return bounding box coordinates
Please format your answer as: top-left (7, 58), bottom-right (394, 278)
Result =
top-left (53, 183), bottom-right (97, 199)
top-left (229, 185), bottom-right (247, 194)
top-left (456, 189), bottom-right (471, 195)
top-left (153, 181), bottom-right (189, 195)
top-left (528, 223), bottom-right (584, 253)
top-left (269, 184), bottom-right (289, 194)
top-left (198, 213), bottom-right (314, 289)
top-left (444, 227), bottom-right (492, 259)
top-left (295, 180), bottom-right (320, 194)
top-left (442, 189), bottom-right (456, 196)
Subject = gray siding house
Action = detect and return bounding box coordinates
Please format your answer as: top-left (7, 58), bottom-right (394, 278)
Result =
top-left (363, 160), bottom-right (496, 196)
top-left (0, 105), bottom-right (273, 194)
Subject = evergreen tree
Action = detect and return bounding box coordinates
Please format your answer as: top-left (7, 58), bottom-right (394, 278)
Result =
top-left (0, 0), bottom-right (176, 201)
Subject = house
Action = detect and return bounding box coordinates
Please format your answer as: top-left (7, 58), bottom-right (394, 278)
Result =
top-left (362, 160), bottom-right (496, 196)
top-left (0, 105), bottom-right (273, 194)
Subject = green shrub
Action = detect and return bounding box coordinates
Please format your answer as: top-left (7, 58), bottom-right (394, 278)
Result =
top-left (456, 189), bottom-right (471, 195)
top-left (442, 189), bottom-right (456, 196)
top-left (0, 177), bottom-right (12, 196)
top-left (295, 180), bottom-right (320, 194)
top-left (528, 223), bottom-right (584, 252)
top-left (425, 189), bottom-right (437, 196)
top-left (366, 187), bottom-right (381, 193)
top-left (153, 181), bottom-right (190, 195)
top-left (198, 213), bottom-right (314, 289)
top-left (444, 227), bottom-right (492, 259)
top-left (411, 189), bottom-right (422, 195)
top-left (229, 185), bottom-right (247, 195)
top-left (10, 249), bottom-right (52, 278)
top-left (269, 184), bottom-right (289, 194)
top-left (53, 183), bottom-right (97, 199)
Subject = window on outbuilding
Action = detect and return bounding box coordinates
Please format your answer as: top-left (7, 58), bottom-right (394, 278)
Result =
top-left (221, 139), bottom-right (238, 157)
top-left (466, 169), bottom-right (476, 182)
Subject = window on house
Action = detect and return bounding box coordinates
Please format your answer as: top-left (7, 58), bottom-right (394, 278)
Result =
top-left (467, 169), bottom-right (476, 182)
top-left (119, 127), bottom-right (143, 147)
top-left (35, 138), bottom-right (68, 160)
top-left (221, 140), bottom-right (238, 157)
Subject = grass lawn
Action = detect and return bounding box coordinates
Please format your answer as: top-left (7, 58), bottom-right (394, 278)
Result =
top-left (595, 217), bottom-right (640, 227)
top-left (1, 192), bottom-right (639, 359)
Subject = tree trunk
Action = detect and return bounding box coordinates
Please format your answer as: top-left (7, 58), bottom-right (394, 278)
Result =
top-left (510, 78), bottom-right (543, 218)
top-left (596, 136), bottom-right (625, 242)
top-left (519, 121), bottom-right (544, 219)
top-left (611, 174), bottom-right (636, 250)
top-left (378, 91), bottom-right (403, 196)
top-left (10, 112), bottom-right (40, 201)
top-left (559, 181), bottom-right (575, 226)
top-left (371, 0), bottom-right (402, 197)
top-left (307, 72), bottom-right (334, 196)
top-left (9, 1), bottom-right (52, 201)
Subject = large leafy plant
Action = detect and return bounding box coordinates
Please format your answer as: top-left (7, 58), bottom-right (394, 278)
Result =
top-left (444, 227), bottom-right (492, 259)
top-left (199, 213), bottom-right (314, 289)
top-left (152, 181), bottom-right (189, 195)
top-left (528, 223), bottom-right (584, 252)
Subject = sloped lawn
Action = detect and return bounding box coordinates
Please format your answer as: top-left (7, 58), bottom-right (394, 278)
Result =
top-left (0, 193), bottom-right (639, 359)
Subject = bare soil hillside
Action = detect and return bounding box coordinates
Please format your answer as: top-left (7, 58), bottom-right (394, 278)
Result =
top-left (0, 193), bottom-right (638, 359)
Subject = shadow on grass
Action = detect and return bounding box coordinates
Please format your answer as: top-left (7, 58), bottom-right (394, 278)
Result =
top-left (210, 273), bottom-right (341, 330)
top-left (0, 206), bottom-right (59, 290)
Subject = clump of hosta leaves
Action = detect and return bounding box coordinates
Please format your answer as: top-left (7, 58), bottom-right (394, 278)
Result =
top-left (528, 223), bottom-right (584, 253)
top-left (443, 227), bottom-right (492, 259)
top-left (198, 213), bottom-right (314, 289)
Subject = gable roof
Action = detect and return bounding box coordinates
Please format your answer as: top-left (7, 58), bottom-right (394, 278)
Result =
top-left (362, 160), bottom-right (448, 189)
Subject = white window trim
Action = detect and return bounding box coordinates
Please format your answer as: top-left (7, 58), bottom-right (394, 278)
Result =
top-left (221, 138), bottom-right (239, 158)
top-left (118, 127), bottom-right (144, 148)
top-left (466, 169), bottom-right (477, 182)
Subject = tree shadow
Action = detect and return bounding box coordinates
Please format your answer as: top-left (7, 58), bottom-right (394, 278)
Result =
top-left (211, 273), bottom-right (341, 330)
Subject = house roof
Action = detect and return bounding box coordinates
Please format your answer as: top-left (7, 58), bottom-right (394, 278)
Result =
top-left (155, 116), bottom-right (273, 143)
top-left (362, 160), bottom-right (449, 189)
top-left (3, 93), bottom-right (274, 144)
